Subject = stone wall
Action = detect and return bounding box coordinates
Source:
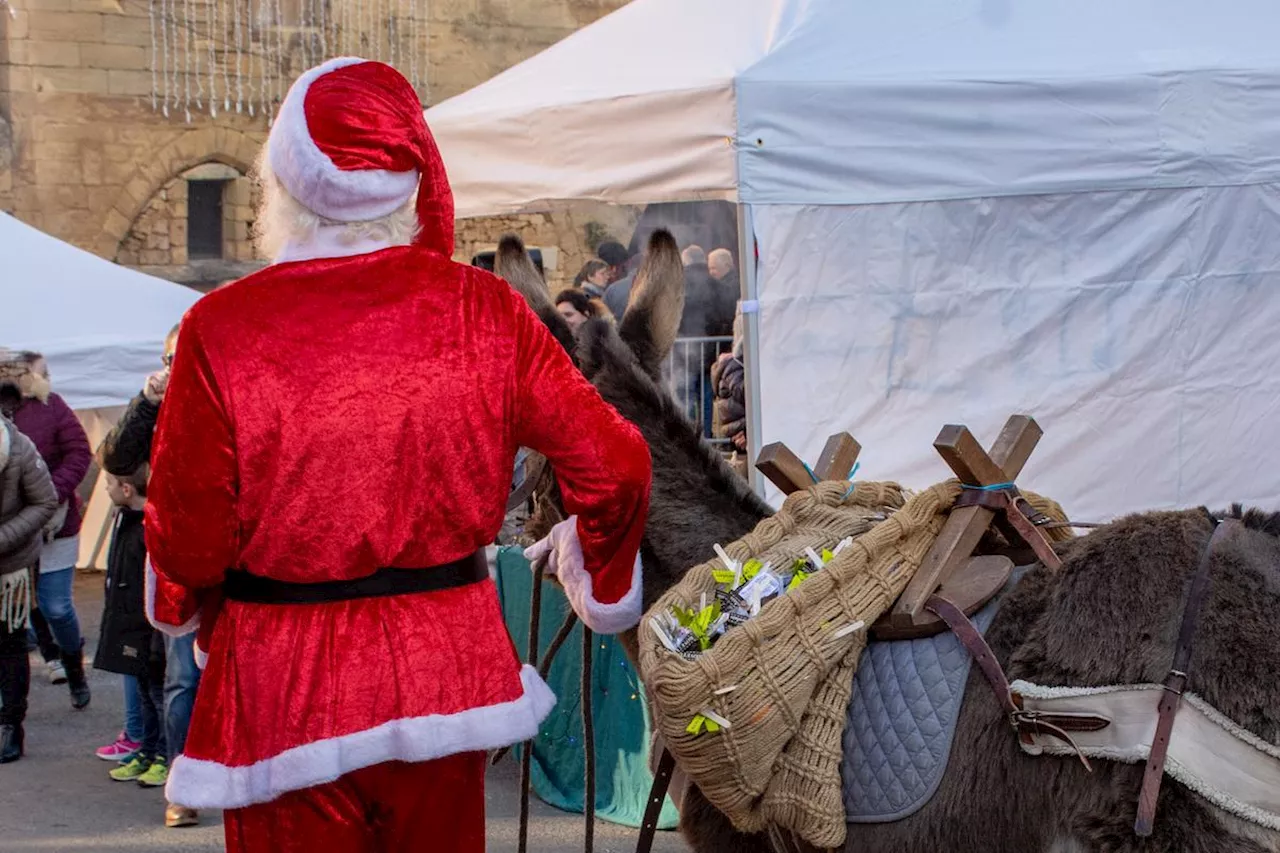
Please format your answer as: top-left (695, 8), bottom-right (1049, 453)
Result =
top-left (113, 163), bottom-right (263, 289)
top-left (0, 0), bottom-right (630, 283)
top-left (453, 202), bottom-right (640, 293)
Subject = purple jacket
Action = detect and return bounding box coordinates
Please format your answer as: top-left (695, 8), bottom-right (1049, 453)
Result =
top-left (11, 392), bottom-right (91, 539)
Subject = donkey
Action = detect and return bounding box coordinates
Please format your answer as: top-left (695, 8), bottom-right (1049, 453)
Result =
top-left (497, 234), bottom-right (1280, 853)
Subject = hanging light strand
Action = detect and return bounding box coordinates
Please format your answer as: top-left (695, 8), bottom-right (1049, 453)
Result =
top-left (148, 0), bottom-right (159, 110)
top-left (181, 0), bottom-right (193, 120)
top-left (191, 0), bottom-right (204, 108)
top-left (159, 0), bottom-right (171, 115)
top-left (233, 0), bottom-right (244, 113)
top-left (168, 0), bottom-right (180, 115)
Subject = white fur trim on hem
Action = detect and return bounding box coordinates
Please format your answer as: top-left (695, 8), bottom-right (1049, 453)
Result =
top-left (193, 640), bottom-right (208, 671)
top-left (144, 557), bottom-right (200, 638)
top-left (164, 664), bottom-right (557, 810)
top-left (268, 56), bottom-right (419, 223)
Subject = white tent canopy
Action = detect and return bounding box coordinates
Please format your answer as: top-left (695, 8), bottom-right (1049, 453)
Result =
top-left (2, 213), bottom-right (200, 411)
top-left (426, 0), bottom-right (1280, 520)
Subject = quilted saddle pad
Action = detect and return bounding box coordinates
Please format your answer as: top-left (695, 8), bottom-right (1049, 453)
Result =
top-left (842, 569), bottom-right (1026, 822)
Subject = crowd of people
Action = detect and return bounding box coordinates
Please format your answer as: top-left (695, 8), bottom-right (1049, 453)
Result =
top-left (0, 338), bottom-right (201, 829)
top-left (557, 238), bottom-right (749, 451)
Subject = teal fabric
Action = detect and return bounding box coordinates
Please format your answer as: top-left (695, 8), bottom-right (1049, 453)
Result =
top-left (495, 546), bottom-right (679, 830)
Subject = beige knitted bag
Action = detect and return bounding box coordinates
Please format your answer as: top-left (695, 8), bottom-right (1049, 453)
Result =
top-left (637, 479), bottom-right (1070, 849)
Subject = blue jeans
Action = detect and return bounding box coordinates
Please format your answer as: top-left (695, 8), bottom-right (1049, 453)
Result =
top-left (136, 667), bottom-right (167, 761)
top-left (123, 675), bottom-right (143, 742)
top-left (164, 633), bottom-right (201, 758)
top-left (32, 568), bottom-right (82, 656)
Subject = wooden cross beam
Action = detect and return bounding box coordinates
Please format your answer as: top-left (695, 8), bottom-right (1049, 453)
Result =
top-left (755, 432), bottom-right (862, 494)
top-left (872, 414), bottom-right (1048, 640)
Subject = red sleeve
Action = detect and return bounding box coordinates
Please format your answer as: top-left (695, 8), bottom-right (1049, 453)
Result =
top-left (143, 306), bottom-right (239, 591)
top-left (510, 293), bottom-right (651, 604)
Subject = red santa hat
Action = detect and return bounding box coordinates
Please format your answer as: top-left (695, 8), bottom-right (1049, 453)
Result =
top-left (266, 57), bottom-right (454, 255)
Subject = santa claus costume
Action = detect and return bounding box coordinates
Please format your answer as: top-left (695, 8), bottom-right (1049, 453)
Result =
top-left (143, 57), bottom-right (651, 852)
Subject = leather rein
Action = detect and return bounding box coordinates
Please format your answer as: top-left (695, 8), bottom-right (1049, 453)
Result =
top-left (930, 510), bottom-right (1232, 838)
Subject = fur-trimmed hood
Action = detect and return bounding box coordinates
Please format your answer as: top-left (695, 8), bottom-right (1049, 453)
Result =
top-left (0, 351), bottom-right (50, 405)
top-left (0, 418), bottom-right (11, 471)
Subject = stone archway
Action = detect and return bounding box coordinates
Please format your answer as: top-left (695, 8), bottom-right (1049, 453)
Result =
top-left (95, 126), bottom-right (263, 259)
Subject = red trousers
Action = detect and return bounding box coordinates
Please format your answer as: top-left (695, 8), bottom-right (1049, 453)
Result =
top-left (224, 752), bottom-right (486, 852)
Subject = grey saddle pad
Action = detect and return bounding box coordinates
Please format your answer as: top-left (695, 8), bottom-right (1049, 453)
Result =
top-left (842, 570), bottom-right (1025, 823)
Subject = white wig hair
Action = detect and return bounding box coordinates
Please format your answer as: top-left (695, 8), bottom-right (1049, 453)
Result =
top-left (253, 145), bottom-right (421, 260)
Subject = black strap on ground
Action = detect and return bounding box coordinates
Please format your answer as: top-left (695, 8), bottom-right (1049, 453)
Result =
top-left (582, 625), bottom-right (596, 853)
top-left (635, 748), bottom-right (677, 853)
top-left (517, 561), bottom-right (546, 853)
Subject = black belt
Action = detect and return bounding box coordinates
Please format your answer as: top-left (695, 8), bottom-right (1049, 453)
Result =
top-left (222, 551), bottom-right (489, 604)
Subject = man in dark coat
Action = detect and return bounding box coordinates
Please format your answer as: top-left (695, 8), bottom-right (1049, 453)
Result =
top-left (603, 252), bottom-right (642, 320)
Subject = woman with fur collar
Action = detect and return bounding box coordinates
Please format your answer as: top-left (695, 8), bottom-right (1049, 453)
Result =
top-left (0, 351), bottom-right (92, 710)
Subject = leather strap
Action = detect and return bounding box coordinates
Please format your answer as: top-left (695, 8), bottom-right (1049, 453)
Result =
top-left (1134, 515), bottom-right (1231, 836)
top-left (927, 595), bottom-right (1109, 769)
top-left (926, 595), bottom-right (1019, 716)
top-left (583, 626), bottom-right (596, 853)
top-left (491, 610), bottom-right (580, 769)
top-left (954, 487), bottom-right (1063, 570)
top-left (516, 556), bottom-right (547, 853)
top-left (635, 748), bottom-right (677, 853)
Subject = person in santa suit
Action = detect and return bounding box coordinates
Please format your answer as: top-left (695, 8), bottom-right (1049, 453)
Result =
top-left (142, 56), bottom-right (651, 852)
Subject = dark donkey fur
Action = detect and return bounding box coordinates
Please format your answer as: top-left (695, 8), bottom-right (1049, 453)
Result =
top-left (497, 236), bottom-right (1280, 853)
top-left (496, 230), bottom-right (771, 615)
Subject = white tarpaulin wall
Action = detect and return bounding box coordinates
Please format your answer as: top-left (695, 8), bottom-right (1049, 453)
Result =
top-left (427, 0), bottom-right (1280, 521)
top-left (1, 212), bottom-right (200, 411)
top-left (2, 213), bottom-right (200, 567)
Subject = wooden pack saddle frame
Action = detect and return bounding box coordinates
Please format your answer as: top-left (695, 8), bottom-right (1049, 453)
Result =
top-left (502, 414), bottom-right (1201, 853)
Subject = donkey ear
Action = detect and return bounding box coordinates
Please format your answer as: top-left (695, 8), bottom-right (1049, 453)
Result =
top-left (619, 228), bottom-right (684, 379)
top-left (495, 234), bottom-right (576, 355)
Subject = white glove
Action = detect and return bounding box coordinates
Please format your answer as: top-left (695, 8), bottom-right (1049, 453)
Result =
top-left (524, 516), bottom-right (643, 635)
top-left (523, 517), bottom-right (583, 582)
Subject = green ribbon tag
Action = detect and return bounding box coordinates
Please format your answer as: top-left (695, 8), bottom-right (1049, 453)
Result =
top-left (686, 714), bottom-right (722, 735)
top-left (686, 601), bottom-right (722, 650)
top-left (787, 570), bottom-right (810, 592)
top-left (712, 568), bottom-right (737, 585)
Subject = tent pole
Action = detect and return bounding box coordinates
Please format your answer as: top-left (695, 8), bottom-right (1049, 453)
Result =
top-left (736, 202), bottom-right (765, 497)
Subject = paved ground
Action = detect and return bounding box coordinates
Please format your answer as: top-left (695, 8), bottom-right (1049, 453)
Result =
top-left (0, 571), bottom-right (690, 853)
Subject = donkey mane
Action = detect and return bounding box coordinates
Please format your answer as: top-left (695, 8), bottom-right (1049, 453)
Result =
top-left (1228, 503), bottom-right (1280, 537)
top-left (575, 319), bottom-right (770, 523)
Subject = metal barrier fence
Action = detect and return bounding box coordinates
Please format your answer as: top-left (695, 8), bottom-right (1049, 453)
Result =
top-left (664, 336), bottom-right (734, 443)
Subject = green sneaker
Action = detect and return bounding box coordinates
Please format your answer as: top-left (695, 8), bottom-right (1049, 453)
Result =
top-left (137, 756), bottom-right (169, 788)
top-left (110, 756), bottom-right (150, 782)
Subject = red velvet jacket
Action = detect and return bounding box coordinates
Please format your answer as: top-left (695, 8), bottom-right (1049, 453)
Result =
top-left (142, 234), bottom-right (652, 809)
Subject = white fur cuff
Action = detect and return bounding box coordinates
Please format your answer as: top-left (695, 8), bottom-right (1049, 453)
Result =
top-left (559, 550), bottom-right (644, 635)
top-left (144, 557), bottom-right (200, 638)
